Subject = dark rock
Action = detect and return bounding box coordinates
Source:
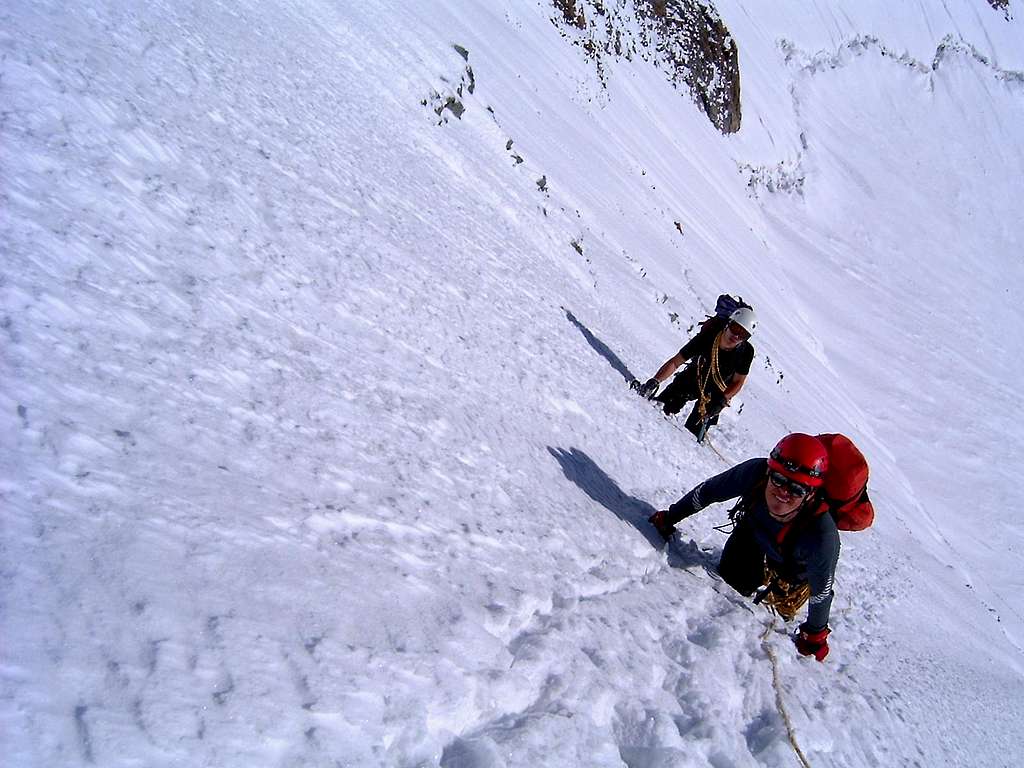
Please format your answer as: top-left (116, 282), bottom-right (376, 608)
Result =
top-left (549, 0), bottom-right (742, 134)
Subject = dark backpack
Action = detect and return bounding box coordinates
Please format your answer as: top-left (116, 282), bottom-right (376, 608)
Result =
top-left (699, 293), bottom-right (753, 332)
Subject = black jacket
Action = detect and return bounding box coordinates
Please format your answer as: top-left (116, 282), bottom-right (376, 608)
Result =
top-left (679, 318), bottom-right (754, 382)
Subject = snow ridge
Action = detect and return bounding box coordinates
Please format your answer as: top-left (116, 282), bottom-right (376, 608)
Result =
top-left (779, 32), bottom-right (1024, 88)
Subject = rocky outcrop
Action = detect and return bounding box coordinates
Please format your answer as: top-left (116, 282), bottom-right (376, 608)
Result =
top-left (550, 0), bottom-right (741, 134)
top-left (985, 0), bottom-right (1011, 22)
top-left (640, 1), bottom-right (741, 134)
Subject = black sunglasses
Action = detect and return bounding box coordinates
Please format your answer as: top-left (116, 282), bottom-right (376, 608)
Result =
top-left (768, 470), bottom-right (811, 498)
top-left (727, 322), bottom-right (750, 340)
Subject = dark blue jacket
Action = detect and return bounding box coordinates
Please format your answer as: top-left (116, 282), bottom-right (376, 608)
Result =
top-left (670, 457), bottom-right (840, 629)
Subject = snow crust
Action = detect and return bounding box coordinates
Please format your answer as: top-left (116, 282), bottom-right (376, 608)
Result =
top-left (3, 1), bottom-right (1023, 766)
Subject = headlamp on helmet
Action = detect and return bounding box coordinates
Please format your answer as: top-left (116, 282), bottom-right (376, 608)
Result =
top-left (767, 433), bottom-right (828, 489)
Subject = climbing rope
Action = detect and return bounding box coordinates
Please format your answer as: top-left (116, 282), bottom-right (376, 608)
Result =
top-left (708, 328), bottom-right (729, 392)
top-left (695, 328), bottom-right (729, 425)
top-left (761, 622), bottom-right (813, 768)
top-left (755, 568), bottom-right (812, 622)
top-left (702, 433), bottom-right (731, 465)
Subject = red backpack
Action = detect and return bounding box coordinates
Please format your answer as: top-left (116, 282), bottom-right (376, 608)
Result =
top-left (814, 433), bottom-right (874, 531)
top-left (726, 433), bottom-right (874, 535)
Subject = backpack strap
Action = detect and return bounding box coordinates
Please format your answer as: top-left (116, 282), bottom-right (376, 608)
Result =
top-left (727, 475), bottom-right (766, 525)
top-left (829, 484), bottom-right (868, 509)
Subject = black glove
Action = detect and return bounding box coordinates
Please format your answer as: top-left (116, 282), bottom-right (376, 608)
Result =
top-left (636, 377), bottom-right (660, 399)
top-left (794, 623), bottom-right (831, 662)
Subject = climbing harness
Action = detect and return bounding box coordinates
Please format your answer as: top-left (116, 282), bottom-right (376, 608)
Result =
top-left (754, 566), bottom-right (812, 621)
top-left (691, 327), bottom-right (730, 439)
top-left (694, 328), bottom-right (728, 422)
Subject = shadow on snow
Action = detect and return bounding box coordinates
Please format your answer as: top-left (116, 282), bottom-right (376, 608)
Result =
top-left (547, 445), bottom-right (666, 550)
top-left (563, 308), bottom-right (636, 385)
top-left (546, 446), bottom-right (728, 585)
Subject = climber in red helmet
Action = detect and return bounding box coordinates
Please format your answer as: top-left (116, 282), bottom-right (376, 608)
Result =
top-left (649, 433), bottom-right (838, 661)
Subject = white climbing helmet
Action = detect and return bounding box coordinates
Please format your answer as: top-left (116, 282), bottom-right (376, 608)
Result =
top-left (728, 306), bottom-right (757, 336)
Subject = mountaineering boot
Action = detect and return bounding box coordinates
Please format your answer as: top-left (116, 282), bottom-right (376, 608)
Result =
top-left (648, 510), bottom-right (676, 541)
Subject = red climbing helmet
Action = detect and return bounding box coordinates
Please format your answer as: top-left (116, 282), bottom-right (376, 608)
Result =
top-left (768, 433), bottom-right (828, 488)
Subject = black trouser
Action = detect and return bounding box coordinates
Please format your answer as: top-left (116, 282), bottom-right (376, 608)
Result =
top-left (655, 367), bottom-right (727, 437)
top-left (719, 517), bottom-right (801, 597)
top-left (717, 517), bottom-right (766, 596)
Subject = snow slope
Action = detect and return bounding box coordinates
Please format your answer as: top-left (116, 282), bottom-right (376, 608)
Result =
top-left (2, 0), bottom-right (1022, 766)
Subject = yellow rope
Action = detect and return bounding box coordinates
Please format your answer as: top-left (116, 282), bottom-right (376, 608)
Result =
top-left (702, 433), bottom-right (731, 464)
top-left (759, 570), bottom-right (812, 622)
top-left (762, 623), bottom-right (813, 768)
top-left (708, 328), bottom-right (729, 392)
top-left (695, 328), bottom-right (729, 423)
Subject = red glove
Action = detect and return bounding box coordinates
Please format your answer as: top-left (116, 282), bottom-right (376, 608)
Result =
top-left (794, 624), bottom-right (831, 661)
top-left (648, 510), bottom-right (676, 541)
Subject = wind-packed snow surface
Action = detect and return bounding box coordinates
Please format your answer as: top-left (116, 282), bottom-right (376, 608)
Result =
top-left (3, 0), bottom-right (1023, 765)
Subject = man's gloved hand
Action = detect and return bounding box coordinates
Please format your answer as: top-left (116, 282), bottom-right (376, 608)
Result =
top-left (794, 624), bottom-right (831, 662)
top-left (636, 377), bottom-right (660, 399)
top-left (648, 510), bottom-right (677, 541)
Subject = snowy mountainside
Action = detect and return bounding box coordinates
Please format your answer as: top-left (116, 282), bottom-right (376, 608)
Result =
top-left (2, 1), bottom-right (1023, 766)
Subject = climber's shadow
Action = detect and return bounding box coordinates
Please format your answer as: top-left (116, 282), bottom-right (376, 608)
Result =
top-left (547, 446), bottom-right (665, 549)
top-left (563, 308), bottom-right (636, 385)
top-left (663, 533), bottom-right (721, 575)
